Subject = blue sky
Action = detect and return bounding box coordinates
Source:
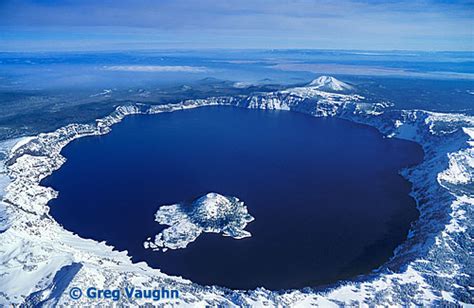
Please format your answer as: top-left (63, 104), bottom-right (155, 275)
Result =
top-left (0, 0), bottom-right (473, 51)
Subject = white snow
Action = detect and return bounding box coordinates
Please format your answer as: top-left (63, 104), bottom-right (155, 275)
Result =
top-left (233, 82), bottom-right (253, 88)
top-left (308, 75), bottom-right (354, 91)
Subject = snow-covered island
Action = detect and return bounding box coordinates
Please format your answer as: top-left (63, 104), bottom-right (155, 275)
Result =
top-left (144, 193), bottom-right (254, 252)
top-left (0, 76), bottom-right (472, 306)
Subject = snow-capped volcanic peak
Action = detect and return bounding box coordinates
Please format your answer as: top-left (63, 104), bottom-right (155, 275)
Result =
top-left (308, 76), bottom-right (353, 91)
top-left (194, 192), bottom-right (231, 219)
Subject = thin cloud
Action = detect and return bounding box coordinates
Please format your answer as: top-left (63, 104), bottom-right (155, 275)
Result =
top-left (102, 65), bottom-right (208, 73)
top-left (271, 63), bottom-right (474, 79)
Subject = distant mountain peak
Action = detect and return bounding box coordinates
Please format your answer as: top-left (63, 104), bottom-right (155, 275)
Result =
top-left (308, 76), bottom-right (353, 91)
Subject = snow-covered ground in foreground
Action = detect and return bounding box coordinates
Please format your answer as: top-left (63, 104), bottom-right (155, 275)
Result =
top-left (0, 77), bottom-right (472, 306)
top-left (144, 193), bottom-right (254, 252)
top-left (0, 137), bottom-right (34, 232)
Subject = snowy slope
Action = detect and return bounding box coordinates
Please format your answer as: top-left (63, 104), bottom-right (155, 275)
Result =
top-left (0, 76), bottom-right (472, 306)
top-left (308, 75), bottom-right (354, 91)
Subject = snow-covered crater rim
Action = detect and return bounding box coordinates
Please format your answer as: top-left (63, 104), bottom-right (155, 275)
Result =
top-left (2, 85), bottom-right (473, 305)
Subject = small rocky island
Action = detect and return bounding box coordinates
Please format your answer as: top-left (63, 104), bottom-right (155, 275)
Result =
top-left (144, 193), bottom-right (255, 252)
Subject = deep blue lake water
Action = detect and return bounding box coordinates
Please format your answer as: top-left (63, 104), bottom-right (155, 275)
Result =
top-left (43, 107), bottom-right (424, 290)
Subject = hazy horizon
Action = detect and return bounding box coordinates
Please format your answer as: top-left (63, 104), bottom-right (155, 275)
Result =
top-left (1, 47), bottom-right (473, 53)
